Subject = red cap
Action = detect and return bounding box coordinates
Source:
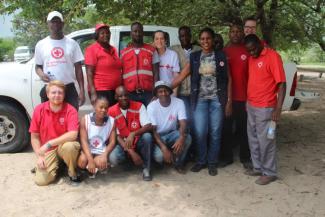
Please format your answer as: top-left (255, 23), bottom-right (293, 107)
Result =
top-left (95, 23), bottom-right (110, 32)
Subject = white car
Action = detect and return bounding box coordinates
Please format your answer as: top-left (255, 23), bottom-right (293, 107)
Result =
top-left (14, 46), bottom-right (34, 62)
top-left (0, 25), bottom-right (307, 153)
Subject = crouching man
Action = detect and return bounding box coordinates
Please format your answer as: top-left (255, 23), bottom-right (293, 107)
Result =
top-left (29, 80), bottom-right (81, 186)
top-left (148, 81), bottom-right (191, 173)
top-left (108, 86), bottom-right (153, 181)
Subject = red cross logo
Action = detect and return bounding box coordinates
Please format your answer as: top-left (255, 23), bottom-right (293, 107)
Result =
top-left (93, 139), bottom-right (100, 147)
top-left (257, 62), bottom-right (263, 68)
top-left (51, 47), bottom-right (64, 59)
top-left (241, 54), bottom-right (247, 61)
top-left (143, 58), bottom-right (149, 66)
top-left (131, 121), bottom-right (138, 129)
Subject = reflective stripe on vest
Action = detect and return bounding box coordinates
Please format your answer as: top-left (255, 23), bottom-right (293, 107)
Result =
top-left (122, 69), bottom-right (153, 79)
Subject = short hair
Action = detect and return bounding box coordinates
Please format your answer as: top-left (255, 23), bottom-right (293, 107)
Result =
top-left (244, 34), bottom-right (261, 45)
top-left (178, 26), bottom-right (191, 35)
top-left (230, 22), bottom-right (244, 31)
top-left (46, 80), bottom-right (65, 93)
top-left (95, 95), bottom-right (109, 104)
top-left (243, 15), bottom-right (257, 24)
top-left (131, 21), bottom-right (143, 29)
top-left (199, 27), bottom-right (215, 39)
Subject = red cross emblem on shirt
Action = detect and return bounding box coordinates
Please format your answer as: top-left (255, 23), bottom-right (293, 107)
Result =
top-left (93, 139), bottom-right (100, 147)
top-left (51, 47), bottom-right (64, 59)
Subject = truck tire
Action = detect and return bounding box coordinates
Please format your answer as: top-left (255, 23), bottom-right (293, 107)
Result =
top-left (0, 102), bottom-right (30, 153)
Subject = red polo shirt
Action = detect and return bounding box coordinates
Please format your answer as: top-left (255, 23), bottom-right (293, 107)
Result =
top-left (29, 102), bottom-right (79, 150)
top-left (247, 47), bottom-right (286, 108)
top-left (85, 42), bottom-right (122, 91)
top-left (224, 44), bottom-right (249, 101)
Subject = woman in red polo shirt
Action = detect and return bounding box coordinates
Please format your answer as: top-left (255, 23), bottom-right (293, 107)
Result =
top-left (85, 24), bottom-right (122, 106)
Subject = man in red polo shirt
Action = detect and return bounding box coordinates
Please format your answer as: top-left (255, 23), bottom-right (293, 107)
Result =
top-left (244, 34), bottom-right (286, 185)
top-left (219, 23), bottom-right (251, 169)
top-left (29, 80), bottom-right (81, 186)
top-left (120, 22), bottom-right (160, 106)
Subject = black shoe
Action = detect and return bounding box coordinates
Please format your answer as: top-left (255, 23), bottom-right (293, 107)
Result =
top-left (190, 163), bottom-right (206, 172)
top-left (69, 175), bottom-right (82, 186)
top-left (175, 165), bottom-right (186, 174)
top-left (217, 160), bottom-right (233, 168)
top-left (142, 168), bottom-right (152, 181)
top-left (208, 166), bottom-right (218, 176)
top-left (242, 161), bottom-right (253, 170)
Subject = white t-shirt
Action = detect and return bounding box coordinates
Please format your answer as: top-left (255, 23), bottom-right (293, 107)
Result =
top-left (34, 36), bottom-right (84, 84)
top-left (85, 113), bottom-right (115, 155)
top-left (147, 96), bottom-right (186, 134)
top-left (117, 104), bottom-right (151, 134)
top-left (158, 48), bottom-right (180, 83)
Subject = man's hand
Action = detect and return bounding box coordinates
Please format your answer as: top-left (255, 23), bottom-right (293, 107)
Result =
top-left (87, 158), bottom-right (97, 174)
top-left (38, 144), bottom-right (49, 156)
top-left (272, 107), bottom-right (282, 122)
top-left (162, 147), bottom-right (173, 164)
top-left (37, 156), bottom-right (46, 170)
top-left (128, 150), bottom-right (143, 166)
top-left (79, 90), bottom-right (85, 107)
top-left (172, 137), bottom-right (185, 155)
top-left (96, 154), bottom-right (108, 170)
top-left (125, 132), bottom-right (135, 149)
top-left (90, 92), bottom-right (97, 105)
top-left (40, 73), bottom-right (50, 82)
top-left (225, 101), bottom-right (232, 117)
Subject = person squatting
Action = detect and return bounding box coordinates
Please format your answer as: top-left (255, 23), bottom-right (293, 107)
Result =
top-left (30, 11), bottom-right (286, 186)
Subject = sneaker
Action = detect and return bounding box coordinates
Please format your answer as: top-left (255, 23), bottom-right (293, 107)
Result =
top-left (217, 160), bottom-right (233, 168)
top-left (255, 175), bottom-right (277, 185)
top-left (69, 176), bottom-right (82, 186)
top-left (142, 168), bottom-right (152, 181)
top-left (244, 169), bottom-right (262, 176)
top-left (242, 161), bottom-right (253, 170)
top-left (208, 165), bottom-right (218, 176)
top-left (190, 163), bottom-right (206, 172)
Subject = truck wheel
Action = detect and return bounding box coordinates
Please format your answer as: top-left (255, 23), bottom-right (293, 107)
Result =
top-left (0, 102), bottom-right (30, 153)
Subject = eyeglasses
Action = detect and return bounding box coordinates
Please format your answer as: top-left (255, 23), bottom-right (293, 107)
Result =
top-left (244, 26), bottom-right (256, 29)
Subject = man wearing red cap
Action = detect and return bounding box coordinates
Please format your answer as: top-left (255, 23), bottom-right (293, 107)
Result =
top-left (35, 11), bottom-right (85, 110)
top-left (84, 24), bottom-right (122, 106)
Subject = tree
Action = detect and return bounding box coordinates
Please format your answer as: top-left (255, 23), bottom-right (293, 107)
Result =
top-left (0, 0), bottom-right (324, 51)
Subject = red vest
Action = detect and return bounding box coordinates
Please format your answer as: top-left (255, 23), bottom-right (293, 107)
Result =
top-left (108, 101), bottom-right (142, 149)
top-left (121, 43), bottom-right (155, 92)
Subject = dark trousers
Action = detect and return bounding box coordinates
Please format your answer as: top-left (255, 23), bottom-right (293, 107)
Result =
top-left (96, 90), bottom-right (117, 107)
top-left (129, 91), bottom-right (153, 107)
top-left (40, 83), bottom-right (79, 110)
top-left (219, 101), bottom-right (251, 163)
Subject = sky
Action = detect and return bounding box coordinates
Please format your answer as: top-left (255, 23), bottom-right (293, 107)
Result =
top-left (0, 14), bottom-right (14, 38)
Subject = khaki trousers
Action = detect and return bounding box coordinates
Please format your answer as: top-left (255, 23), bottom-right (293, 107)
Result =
top-left (34, 141), bottom-right (80, 186)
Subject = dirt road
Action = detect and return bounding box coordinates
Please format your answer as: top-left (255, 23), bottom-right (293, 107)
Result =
top-left (0, 74), bottom-right (324, 217)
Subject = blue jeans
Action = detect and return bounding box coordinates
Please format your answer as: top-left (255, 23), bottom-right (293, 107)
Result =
top-left (109, 132), bottom-right (153, 170)
top-left (153, 130), bottom-right (192, 167)
top-left (193, 98), bottom-right (223, 166)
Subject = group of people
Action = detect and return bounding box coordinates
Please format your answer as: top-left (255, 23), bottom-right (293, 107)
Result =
top-left (30, 11), bottom-right (286, 186)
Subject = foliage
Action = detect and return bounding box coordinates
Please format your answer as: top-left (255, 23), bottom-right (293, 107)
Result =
top-left (0, 38), bottom-right (16, 61)
top-left (0, 0), bottom-right (324, 51)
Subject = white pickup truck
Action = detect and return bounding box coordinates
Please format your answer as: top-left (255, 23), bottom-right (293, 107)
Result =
top-left (0, 25), bottom-right (302, 153)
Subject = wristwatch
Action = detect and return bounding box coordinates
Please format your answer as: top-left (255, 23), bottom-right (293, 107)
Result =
top-left (45, 142), bottom-right (52, 149)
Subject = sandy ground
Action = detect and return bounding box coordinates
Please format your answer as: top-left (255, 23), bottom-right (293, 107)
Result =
top-left (0, 73), bottom-right (324, 217)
